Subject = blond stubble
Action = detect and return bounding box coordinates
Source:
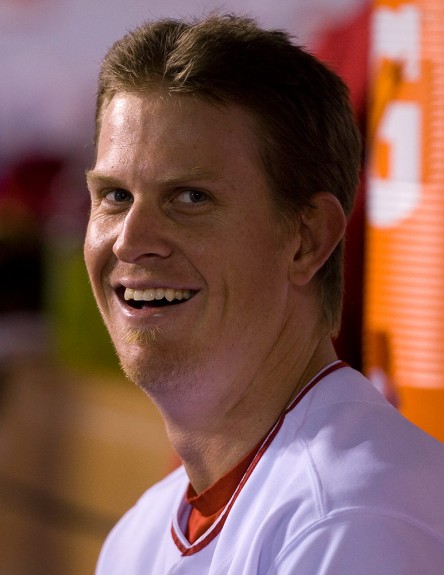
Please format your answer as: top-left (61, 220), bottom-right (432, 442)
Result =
top-left (117, 326), bottom-right (203, 400)
top-left (124, 326), bottom-right (161, 345)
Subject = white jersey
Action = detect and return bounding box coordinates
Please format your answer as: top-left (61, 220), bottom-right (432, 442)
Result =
top-left (96, 364), bottom-right (444, 574)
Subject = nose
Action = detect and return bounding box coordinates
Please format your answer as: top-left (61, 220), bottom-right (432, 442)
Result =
top-left (113, 203), bottom-right (173, 263)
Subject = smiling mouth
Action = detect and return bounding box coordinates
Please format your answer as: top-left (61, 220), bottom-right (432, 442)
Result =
top-left (120, 287), bottom-right (196, 309)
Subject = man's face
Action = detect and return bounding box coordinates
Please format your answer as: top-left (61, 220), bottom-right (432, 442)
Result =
top-left (85, 92), bottom-right (300, 414)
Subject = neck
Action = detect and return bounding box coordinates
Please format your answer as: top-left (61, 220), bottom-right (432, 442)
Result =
top-left (160, 335), bottom-right (338, 493)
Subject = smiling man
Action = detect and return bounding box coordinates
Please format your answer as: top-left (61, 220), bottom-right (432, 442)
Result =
top-left (85, 14), bottom-right (444, 574)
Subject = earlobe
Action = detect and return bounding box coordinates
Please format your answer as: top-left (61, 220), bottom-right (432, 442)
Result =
top-left (289, 192), bottom-right (346, 286)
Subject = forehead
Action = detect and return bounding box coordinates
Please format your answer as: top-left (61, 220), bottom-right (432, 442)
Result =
top-left (96, 91), bottom-right (263, 177)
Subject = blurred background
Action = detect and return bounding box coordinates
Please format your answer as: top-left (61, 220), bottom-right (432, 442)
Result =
top-left (1, 0), bottom-right (443, 573)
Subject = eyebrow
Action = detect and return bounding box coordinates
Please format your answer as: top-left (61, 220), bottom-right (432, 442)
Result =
top-left (85, 170), bottom-right (120, 189)
top-left (85, 167), bottom-right (221, 189)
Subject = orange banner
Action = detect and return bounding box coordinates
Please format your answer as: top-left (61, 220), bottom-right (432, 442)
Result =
top-left (365, 0), bottom-right (444, 400)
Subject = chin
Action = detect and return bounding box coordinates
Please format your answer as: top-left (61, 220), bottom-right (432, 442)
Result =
top-left (119, 360), bottom-right (154, 393)
top-left (113, 327), bottom-right (206, 399)
top-left (116, 346), bottom-right (196, 400)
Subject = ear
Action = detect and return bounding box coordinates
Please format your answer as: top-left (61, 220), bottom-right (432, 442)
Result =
top-left (289, 192), bottom-right (346, 286)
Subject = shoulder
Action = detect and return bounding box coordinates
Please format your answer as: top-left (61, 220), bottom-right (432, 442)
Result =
top-left (272, 508), bottom-right (444, 574)
top-left (240, 366), bottom-right (444, 519)
top-left (231, 366), bottom-right (444, 538)
top-left (294, 367), bottom-right (444, 518)
top-left (220, 367), bottom-right (444, 572)
top-left (294, 365), bottom-right (444, 468)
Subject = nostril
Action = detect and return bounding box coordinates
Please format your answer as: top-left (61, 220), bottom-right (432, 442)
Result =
top-left (112, 213), bottom-right (174, 263)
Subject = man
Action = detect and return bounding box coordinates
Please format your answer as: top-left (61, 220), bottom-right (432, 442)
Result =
top-left (85, 14), bottom-right (444, 574)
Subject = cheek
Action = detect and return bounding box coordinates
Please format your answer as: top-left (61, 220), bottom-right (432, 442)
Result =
top-left (220, 231), bottom-right (287, 303)
top-left (85, 217), bottom-right (113, 251)
top-left (84, 220), bottom-right (112, 283)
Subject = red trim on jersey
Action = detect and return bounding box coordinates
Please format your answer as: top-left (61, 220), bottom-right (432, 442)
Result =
top-left (185, 437), bottom-right (263, 544)
top-left (171, 361), bottom-right (348, 555)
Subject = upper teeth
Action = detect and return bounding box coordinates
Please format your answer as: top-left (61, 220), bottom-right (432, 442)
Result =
top-left (124, 288), bottom-right (192, 302)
